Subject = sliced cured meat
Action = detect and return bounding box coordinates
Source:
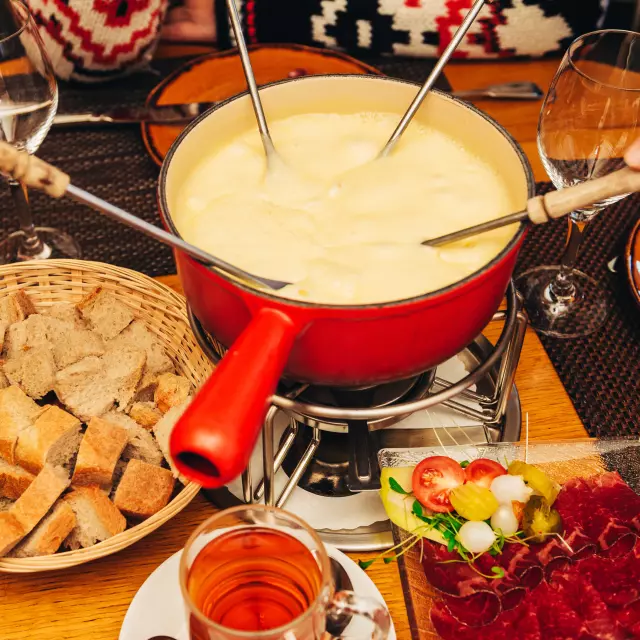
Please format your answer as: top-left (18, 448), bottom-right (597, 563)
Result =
top-left (533, 582), bottom-right (587, 640)
top-left (442, 590), bottom-right (501, 627)
top-left (583, 509), bottom-right (638, 554)
top-left (579, 555), bottom-right (640, 608)
top-left (536, 537), bottom-right (570, 566)
top-left (421, 544), bottom-right (490, 596)
top-left (549, 571), bottom-right (623, 639)
top-left (565, 528), bottom-right (598, 559)
top-left (501, 586), bottom-right (527, 611)
top-left (431, 596), bottom-right (539, 640)
top-left (613, 598), bottom-right (640, 638)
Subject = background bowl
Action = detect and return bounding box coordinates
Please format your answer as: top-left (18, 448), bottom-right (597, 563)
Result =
top-left (0, 259), bottom-right (211, 573)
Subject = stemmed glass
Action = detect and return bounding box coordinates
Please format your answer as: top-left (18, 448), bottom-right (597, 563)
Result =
top-left (0, 0), bottom-right (80, 263)
top-left (516, 30), bottom-right (640, 338)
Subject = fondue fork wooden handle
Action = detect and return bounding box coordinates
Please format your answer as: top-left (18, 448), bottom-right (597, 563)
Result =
top-left (426, 165), bottom-right (640, 246)
top-left (0, 141), bottom-right (288, 291)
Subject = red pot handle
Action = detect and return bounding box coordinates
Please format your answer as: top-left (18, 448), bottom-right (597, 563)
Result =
top-left (170, 307), bottom-right (298, 488)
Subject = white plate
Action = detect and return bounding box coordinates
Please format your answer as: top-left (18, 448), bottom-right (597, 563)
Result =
top-left (120, 543), bottom-right (397, 640)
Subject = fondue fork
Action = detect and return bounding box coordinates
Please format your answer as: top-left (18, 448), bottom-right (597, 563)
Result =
top-left (0, 142), bottom-right (291, 291)
top-left (423, 166), bottom-right (640, 246)
top-left (380, 0), bottom-right (487, 158)
top-left (225, 0), bottom-right (279, 167)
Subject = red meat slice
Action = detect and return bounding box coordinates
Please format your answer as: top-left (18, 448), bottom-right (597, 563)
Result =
top-left (613, 598), bottom-right (640, 638)
top-left (579, 555), bottom-right (640, 608)
top-left (497, 542), bottom-right (544, 587)
top-left (583, 509), bottom-right (638, 555)
top-left (421, 544), bottom-right (490, 596)
top-left (565, 528), bottom-right (598, 559)
top-left (549, 570), bottom-right (624, 639)
top-left (442, 590), bottom-right (502, 627)
top-left (533, 582), bottom-right (588, 640)
top-left (431, 596), bottom-right (540, 640)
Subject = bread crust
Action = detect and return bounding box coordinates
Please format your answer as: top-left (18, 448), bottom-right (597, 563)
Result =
top-left (9, 501), bottom-right (76, 558)
top-left (154, 373), bottom-right (191, 414)
top-left (0, 459), bottom-right (34, 500)
top-left (15, 406), bottom-right (81, 475)
top-left (113, 459), bottom-right (174, 519)
top-left (72, 417), bottom-right (129, 489)
top-left (11, 464), bottom-right (70, 534)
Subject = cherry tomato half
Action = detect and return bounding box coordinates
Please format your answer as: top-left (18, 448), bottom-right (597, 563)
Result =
top-left (465, 458), bottom-right (507, 489)
top-left (412, 456), bottom-right (465, 513)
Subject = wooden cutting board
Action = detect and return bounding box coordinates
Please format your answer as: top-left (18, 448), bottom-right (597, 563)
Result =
top-left (142, 43), bottom-right (383, 165)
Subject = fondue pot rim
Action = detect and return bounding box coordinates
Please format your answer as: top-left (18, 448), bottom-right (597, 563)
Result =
top-left (158, 74), bottom-right (535, 310)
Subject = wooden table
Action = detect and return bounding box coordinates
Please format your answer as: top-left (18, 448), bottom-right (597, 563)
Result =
top-left (0, 56), bottom-right (589, 640)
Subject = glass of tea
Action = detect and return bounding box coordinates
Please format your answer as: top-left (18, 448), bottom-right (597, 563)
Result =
top-left (179, 504), bottom-right (391, 639)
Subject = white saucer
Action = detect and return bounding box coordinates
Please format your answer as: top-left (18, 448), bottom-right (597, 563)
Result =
top-left (120, 543), bottom-right (396, 640)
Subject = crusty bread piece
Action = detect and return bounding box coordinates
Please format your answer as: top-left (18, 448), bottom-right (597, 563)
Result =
top-left (0, 512), bottom-right (25, 556)
top-left (103, 345), bottom-right (146, 412)
top-left (55, 356), bottom-right (115, 421)
top-left (109, 320), bottom-right (174, 392)
top-left (0, 497), bottom-right (13, 511)
top-left (63, 485), bottom-right (126, 550)
top-left (11, 464), bottom-right (70, 534)
top-left (0, 369), bottom-right (9, 390)
top-left (0, 386), bottom-right (45, 464)
top-left (0, 457), bottom-right (34, 499)
top-left (72, 417), bottom-right (129, 489)
top-left (0, 290), bottom-right (36, 328)
top-left (43, 303), bottom-right (85, 328)
top-left (4, 314), bottom-right (50, 359)
top-left (52, 328), bottom-right (104, 369)
top-left (102, 411), bottom-right (163, 467)
top-left (41, 316), bottom-right (75, 343)
top-left (0, 320), bottom-right (7, 354)
top-left (9, 500), bottom-right (76, 558)
top-left (153, 401), bottom-right (191, 483)
top-left (155, 373), bottom-right (191, 414)
top-left (113, 459), bottom-right (175, 519)
top-left (15, 406), bottom-right (82, 475)
top-left (128, 401), bottom-right (162, 430)
top-left (4, 345), bottom-right (57, 399)
top-left (78, 288), bottom-right (134, 340)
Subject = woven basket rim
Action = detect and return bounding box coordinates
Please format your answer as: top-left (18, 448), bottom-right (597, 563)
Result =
top-left (0, 260), bottom-right (206, 573)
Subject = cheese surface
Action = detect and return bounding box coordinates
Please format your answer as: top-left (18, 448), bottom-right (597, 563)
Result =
top-left (173, 112), bottom-right (518, 305)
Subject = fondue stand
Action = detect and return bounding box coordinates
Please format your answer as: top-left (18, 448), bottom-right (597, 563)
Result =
top-left (193, 283), bottom-right (527, 551)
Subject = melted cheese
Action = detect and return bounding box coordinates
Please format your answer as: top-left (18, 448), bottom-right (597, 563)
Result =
top-left (173, 112), bottom-right (517, 305)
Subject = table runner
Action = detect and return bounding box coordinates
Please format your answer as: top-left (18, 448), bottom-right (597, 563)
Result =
top-left (0, 54), bottom-right (637, 436)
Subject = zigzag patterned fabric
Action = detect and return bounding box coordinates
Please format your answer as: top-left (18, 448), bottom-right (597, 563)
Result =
top-left (219, 0), bottom-right (610, 59)
top-left (25, 0), bottom-right (168, 82)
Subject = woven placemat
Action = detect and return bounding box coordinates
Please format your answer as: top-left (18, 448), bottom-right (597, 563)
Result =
top-left (515, 185), bottom-right (640, 437)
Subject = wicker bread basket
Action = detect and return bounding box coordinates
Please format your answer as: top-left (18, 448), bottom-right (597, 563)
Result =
top-left (0, 260), bottom-right (211, 573)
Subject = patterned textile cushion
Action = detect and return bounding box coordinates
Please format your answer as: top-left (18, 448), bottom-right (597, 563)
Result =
top-left (218, 0), bottom-right (611, 59)
top-left (26, 0), bottom-right (169, 82)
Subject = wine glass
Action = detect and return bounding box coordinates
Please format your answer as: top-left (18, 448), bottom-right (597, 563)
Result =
top-left (516, 30), bottom-right (640, 338)
top-left (0, 0), bottom-right (80, 263)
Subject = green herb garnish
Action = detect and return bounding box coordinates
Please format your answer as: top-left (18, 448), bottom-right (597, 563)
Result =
top-left (389, 478), bottom-right (410, 494)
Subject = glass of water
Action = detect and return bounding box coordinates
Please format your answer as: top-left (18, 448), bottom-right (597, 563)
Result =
top-left (0, 0), bottom-right (81, 263)
top-left (516, 30), bottom-right (640, 338)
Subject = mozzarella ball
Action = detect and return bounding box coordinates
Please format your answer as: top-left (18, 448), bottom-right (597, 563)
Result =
top-left (457, 521), bottom-right (496, 554)
top-left (490, 503), bottom-right (520, 536)
top-left (490, 475), bottom-right (532, 504)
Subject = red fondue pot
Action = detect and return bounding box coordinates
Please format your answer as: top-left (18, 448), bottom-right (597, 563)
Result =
top-left (159, 75), bottom-right (534, 488)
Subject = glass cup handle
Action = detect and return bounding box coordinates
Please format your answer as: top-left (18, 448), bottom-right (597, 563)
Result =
top-left (327, 590), bottom-right (391, 639)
